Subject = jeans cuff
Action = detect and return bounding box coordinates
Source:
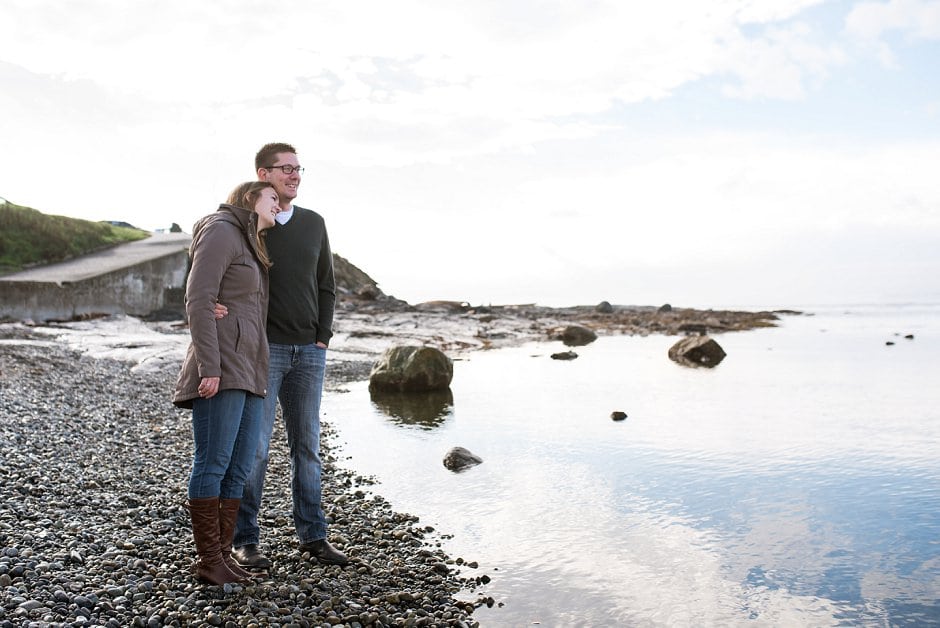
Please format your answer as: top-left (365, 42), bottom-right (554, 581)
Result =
top-left (232, 537), bottom-right (258, 548)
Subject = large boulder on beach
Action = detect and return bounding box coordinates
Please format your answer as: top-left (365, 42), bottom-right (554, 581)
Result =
top-left (369, 346), bottom-right (454, 392)
top-left (559, 325), bottom-right (597, 346)
top-left (443, 446), bottom-right (483, 472)
top-left (668, 336), bottom-right (727, 368)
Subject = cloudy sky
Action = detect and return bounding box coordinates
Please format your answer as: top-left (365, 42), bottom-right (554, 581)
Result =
top-left (2, 0), bottom-right (939, 308)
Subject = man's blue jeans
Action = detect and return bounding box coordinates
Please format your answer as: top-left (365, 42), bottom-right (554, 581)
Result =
top-left (189, 389), bottom-right (262, 499)
top-left (234, 342), bottom-right (327, 547)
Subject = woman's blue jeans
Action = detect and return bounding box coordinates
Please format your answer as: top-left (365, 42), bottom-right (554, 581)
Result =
top-left (188, 389), bottom-right (263, 499)
top-left (234, 342), bottom-right (327, 547)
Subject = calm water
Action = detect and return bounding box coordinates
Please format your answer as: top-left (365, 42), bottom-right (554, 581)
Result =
top-left (325, 304), bottom-right (940, 626)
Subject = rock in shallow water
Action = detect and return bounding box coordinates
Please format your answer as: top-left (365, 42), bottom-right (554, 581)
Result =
top-left (443, 447), bottom-right (483, 472)
top-left (369, 345), bottom-right (454, 392)
top-left (559, 325), bottom-right (597, 346)
top-left (667, 335), bottom-right (727, 368)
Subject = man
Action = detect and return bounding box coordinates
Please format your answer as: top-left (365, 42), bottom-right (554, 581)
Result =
top-left (230, 142), bottom-right (348, 568)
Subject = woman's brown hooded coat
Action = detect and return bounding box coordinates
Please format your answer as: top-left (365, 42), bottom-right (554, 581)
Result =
top-left (172, 204), bottom-right (269, 408)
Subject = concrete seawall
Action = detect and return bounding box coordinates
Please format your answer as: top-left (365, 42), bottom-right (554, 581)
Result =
top-left (0, 233), bottom-right (190, 322)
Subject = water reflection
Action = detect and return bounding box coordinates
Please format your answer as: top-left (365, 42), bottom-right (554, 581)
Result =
top-left (327, 307), bottom-right (940, 626)
top-left (369, 388), bottom-right (454, 429)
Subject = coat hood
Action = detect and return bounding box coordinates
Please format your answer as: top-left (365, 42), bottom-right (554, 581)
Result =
top-left (192, 204), bottom-right (255, 241)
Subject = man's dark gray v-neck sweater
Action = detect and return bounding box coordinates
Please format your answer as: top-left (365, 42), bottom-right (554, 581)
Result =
top-left (265, 206), bottom-right (336, 346)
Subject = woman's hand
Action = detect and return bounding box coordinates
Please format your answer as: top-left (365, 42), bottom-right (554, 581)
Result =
top-left (198, 377), bottom-right (220, 398)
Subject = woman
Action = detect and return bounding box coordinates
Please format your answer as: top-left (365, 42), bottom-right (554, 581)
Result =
top-left (173, 181), bottom-right (279, 584)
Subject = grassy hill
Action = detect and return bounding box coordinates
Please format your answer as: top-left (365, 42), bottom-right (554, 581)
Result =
top-left (0, 199), bottom-right (149, 274)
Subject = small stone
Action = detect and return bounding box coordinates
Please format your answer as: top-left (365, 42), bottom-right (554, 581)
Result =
top-left (550, 351), bottom-right (578, 360)
top-left (610, 411), bottom-right (627, 421)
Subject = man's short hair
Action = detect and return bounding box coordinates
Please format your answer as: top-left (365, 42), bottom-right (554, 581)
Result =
top-left (255, 142), bottom-right (297, 170)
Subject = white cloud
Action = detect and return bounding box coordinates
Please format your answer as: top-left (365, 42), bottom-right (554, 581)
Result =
top-left (736, 0), bottom-right (827, 24)
top-left (844, 0), bottom-right (940, 65)
top-left (0, 1), bottom-right (851, 150)
top-left (846, 0), bottom-right (940, 41)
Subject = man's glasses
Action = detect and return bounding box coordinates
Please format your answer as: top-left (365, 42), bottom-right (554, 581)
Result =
top-left (265, 165), bottom-right (304, 175)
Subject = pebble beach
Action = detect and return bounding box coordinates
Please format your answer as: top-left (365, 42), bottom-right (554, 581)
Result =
top-left (0, 324), bottom-right (485, 627)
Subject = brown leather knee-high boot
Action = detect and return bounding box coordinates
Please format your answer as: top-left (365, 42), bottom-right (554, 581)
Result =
top-left (186, 497), bottom-right (244, 584)
top-left (219, 498), bottom-right (253, 578)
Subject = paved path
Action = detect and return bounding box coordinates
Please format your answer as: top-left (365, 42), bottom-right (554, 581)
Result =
top-left (1, 233), bottom-right (191, 283)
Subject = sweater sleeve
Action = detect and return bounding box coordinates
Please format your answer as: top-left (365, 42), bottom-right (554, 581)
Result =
top-left (316, 222), bottom-right (336, 345)
top-left (185, 221), bottom-right (236, 377)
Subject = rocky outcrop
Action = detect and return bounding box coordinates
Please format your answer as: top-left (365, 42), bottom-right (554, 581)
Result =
top-left (335, 302), bottom-right (786, 360)
top-left (369, 346), bottom-right (454, 392)
top-left (443, 447), bottom-right (483, 472)
top-left (333, 253), bottom-right (384, 299)
top-left (668, 336), bottom-right (727, 368)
